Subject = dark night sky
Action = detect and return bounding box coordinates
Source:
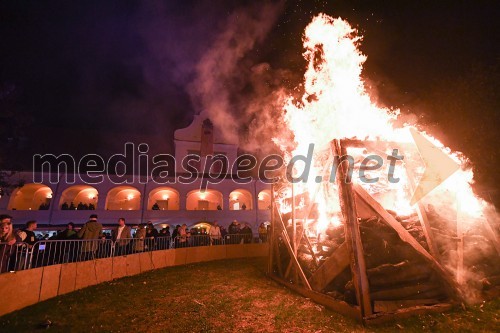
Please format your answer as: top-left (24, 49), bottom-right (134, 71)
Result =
top-left (1, 1), bottom-right (499, 170)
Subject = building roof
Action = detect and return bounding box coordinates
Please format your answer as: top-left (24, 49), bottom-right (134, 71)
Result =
top-left (174, 112), bottom-right (238, 145)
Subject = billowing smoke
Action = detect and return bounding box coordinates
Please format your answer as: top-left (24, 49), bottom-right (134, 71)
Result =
top-left (187, 0), bottom-right (293, 153)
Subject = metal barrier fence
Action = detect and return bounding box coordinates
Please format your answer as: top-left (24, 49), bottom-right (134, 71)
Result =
top-left (0, 233), bottom-right (264, 274)
top-left (0, 242), bottom-right (30, 273)
top-left (30, 239), bottom-right (115, 268)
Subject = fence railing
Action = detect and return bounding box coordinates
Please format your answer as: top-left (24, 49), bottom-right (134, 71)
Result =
top-left (0, 233), bottom-right (267, 274)
top-left (0, 242), bottom-right (30, 273)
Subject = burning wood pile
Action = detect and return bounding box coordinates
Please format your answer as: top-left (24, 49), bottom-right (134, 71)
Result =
top-left (268, 139), bottom-right (500, 324)
top-left (267, 15), bottom-right (499, 324)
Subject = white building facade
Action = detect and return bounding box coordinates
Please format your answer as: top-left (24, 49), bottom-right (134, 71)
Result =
top-left (0, 115), bottom-right (272, 229)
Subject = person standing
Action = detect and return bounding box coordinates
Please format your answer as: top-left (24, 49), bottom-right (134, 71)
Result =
top-left (209, 221), bottom-right (222, 245)
top-left (258, 223), bottom-right (268, 243)
top-left (58, 222), bottom-right (77, 240)
top-left (145, 221), bottom-right (158, 250)
top-left (133, 223), bottom-right (146, 253)
top-left (0, 215), bottom-right (21, 272)
top-left (228, 220), bottom-right (240, 244)
top-left (17, 220), bottom-right (39, 267)
top-left (17, 220), bottom-right (37, 248)
top-left (112, 218), bottom-right (131, 256)
top-left (241, 223), bottom-right (253, 244)
top-left (178, 224), bottom-right (188, 248)
top-left (77, 214), bottom-right (103, 261)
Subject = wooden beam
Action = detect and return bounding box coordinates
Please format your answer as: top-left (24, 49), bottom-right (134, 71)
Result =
top-left (404, 164), bottom-right (443, 263)
top-left (275, 209), bottom-right (312, 289)
top-left (303, 232), bottom-right (320, 268)
top-left (284, 260), bottom-right (293, 280)
top-left (367, 262), bottom-right (432, 288)
top-left (370, 283), bottom-right (442, 301)
top-left (274, 239), bottom-right (284, 277)
top-left (281, 230), bottom-right (312, 289)
top-left (364, 303), bottom-right (453, 325)
top-left (333, 140), bottom-right (373, 317)
top-left (308, 241), bottom-right (350, 291)
top-left (359, 141), bottom-right (442, 264)
top-left (373, 299), bottom-right (439, 313)
top-left (353, 183), bottom-right (465, 302)
top-left (269, 274), bottom-right (362, 322)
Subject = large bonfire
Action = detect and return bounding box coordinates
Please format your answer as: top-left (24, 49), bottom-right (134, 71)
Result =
top-left (269, 13), bottom-right (499, 322)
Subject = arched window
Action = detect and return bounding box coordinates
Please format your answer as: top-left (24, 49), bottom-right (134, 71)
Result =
top-left (186, 190), bottom-right (223, 211)
top-left (258, 189), bottom-right (272, 210)
top-left (147, 187), bottom-right (180, 210)
top-left (8, 183), bottom-right (53, 210)
top-left (105, 186), bottom-right (141, 210)
top-left (59, 185), bottom-right (98, 210)
top-left (229, 189), bottom-right (253, 210)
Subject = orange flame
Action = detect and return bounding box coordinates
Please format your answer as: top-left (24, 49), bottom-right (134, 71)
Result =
top-left (275, 14), bottom-right (493, 232)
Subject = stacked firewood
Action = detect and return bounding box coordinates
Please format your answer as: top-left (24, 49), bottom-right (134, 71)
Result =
top-left (277, 200), bottom-right (499, 306)
top-left (285, 213), bottom-right (449, 304)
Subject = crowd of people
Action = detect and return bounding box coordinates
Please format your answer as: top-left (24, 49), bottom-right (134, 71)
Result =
top-left (60, 202), bottom-right (96, 210)
top-left (0, 214), bottom-right (269, 273)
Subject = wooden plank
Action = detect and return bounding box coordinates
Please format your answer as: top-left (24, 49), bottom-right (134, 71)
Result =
top-left (370, 283), bottom-right (442, 301)
top-left (404, 164), bottom-right (442, 263)
top-left (284, 260), bottom-right (293, 280)
top-left (301, 155), bottom-right (334, 268)
top-left (374, 299), bottom-right (439, 313)
top-left (308, 241), bottom-right (350, 291)
top-left (275, 210), bottom-right (312, 289)
top-left (367, 262), bottom-right (432, 288)
top-left (274, 239), bottom-right (284, 277)
top-left (281, 230), bottom-right (312, 289)
top-left (333, 140), bottom-right (373, 317)
top-left (353, 183), bottom-right (465, 302)
top-left (359, 141), bottom-right (442, 264)
top-left (269, 274), bottom-right (362, 322)
top-left (364, 303), bottom-right (453, 325)
top-left (271, 201), bottom-right (284, 278)
top-left (303, 233), bottom-right (319, 267)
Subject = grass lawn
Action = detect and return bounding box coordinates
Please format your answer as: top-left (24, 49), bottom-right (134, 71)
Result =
top-left (0, 257), bottom-right (498, 332)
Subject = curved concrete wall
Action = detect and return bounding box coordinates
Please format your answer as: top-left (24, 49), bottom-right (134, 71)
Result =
top-left (0, 244), bottom-right (268, 317)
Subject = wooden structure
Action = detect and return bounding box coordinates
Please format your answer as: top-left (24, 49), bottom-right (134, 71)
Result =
top-left (268, 139), bottom-right (499, 324)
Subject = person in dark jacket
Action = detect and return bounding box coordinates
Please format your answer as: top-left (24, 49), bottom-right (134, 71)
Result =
top-left (228, 220), bottom-right (241, 244)
top-left (77, 214), bottom-right (103, 261)
top-left (241, 223), bottom-right (253, 244)
top-left (58, 222), bottom-right (77, 240)
top-left (145, 221), bottom-right (158, 250)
